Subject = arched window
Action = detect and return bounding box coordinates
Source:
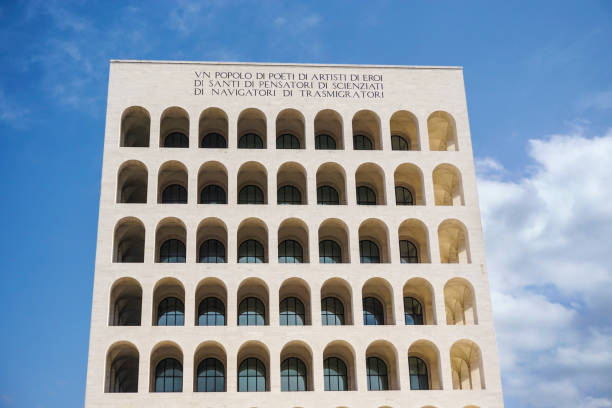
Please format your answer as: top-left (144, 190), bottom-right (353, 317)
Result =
top-left (324, 357), bottom-right (348, 391)
top-left (399, 240), bottom-right (419, 263)
top-left (163, 132), bottom-right (188, 148)
top-left (196, 358), bottom-right (225, 392)
top-left (113, 297), bottom-right (141, 326)
top-left (404, 297), bottom-right (424, 325)
top-left (277, 185), bottom-right (302, 204)
top-left (159, 239), bottom-right (186, 263)
top-left (280, 297), bottom-right (305, 326)
top-left (317, 185), bottom-right (339, 205)
top-left (238, 358), bottom-right (266, 391)
top-left (201, 132), bottom-right (226, 148)
top-left (353, 134), bottom-right (373, 150)
top-left (157, 297), bottom-right (184, 326)
top-left (359, 240), bottom-right (380, 263)
top-left (281, 357), bottom-right (307, 391)
top-left (198, 297), bottom-right (225, 326)
top-left (315, 134), bottom-right (336, 150)
top-left (200, 185), bottom-right (226, 204)
top-left (391, 135), bottom-right (410, 151)
top-left (238, 133), bottom-right (264, 149)
top-left (199, 239), bottom-right (226, 263)
top-left (363, 297), bottom-right (384, 325)
top-left (155, 358), bottom-right (182, 392)
top-left (408, 356), bottom-right (429, 390)
top-left (108, 353), bottom-right (138, 392)
top-left (162, 184), bottom-right (187, 204)
top-left (238, 297), bottom-right (265, 326)
top-left (321, 297), bottom-right (344, 325)
top-left (319, 240), bottom-right (342, 263)
top-left (395, 186), bottom-right (414, 205)
top-left (238, 185), bottom-right (264, 204)
top-left (276, 133), bottom-right (300, 149)
top-left (238, 239), bottom-right (265, 263)
top-left (278, 240), bottom-right (303, 263)
top-left (366, 357), bottom-right (388, 391)
top-left (356, 186), bottom-right (376, 205)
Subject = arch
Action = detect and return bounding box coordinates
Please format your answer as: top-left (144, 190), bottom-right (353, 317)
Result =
top-left (321, 277), bottom-right (353, 325)
top-left (237, 218), bottom-right (268, 263)
top-left (279, 277), bottom-right (311, 325)
top-left (394, 163), bottom-right (424, 205)
top-left (237, 161), bottom-right (267, 204)
top-left (314, 109), bottom-right (343, 149)
top-left (433, 163), bottom-right (464, 206)
top-left (390, 110), bottom-right (419, 151)
top-left (155, 217), bottom-right (186, 263)
top-left (318, 218), bottom-right (350, 263)
top-left (237, 341), bottom-right (270, 391)
top-left (199, 107), bottom-right (228, 148)
top-left (238, 108), bottom-right (266, 148)
top-left (158, 161), bottom-right (188, 204)
top-left (276, 108), bottom-right (305, 149)
top-left (365, 340), bottom-right (399, 390)
top-left (194, 341), bottom-right (227, 392)
top-left (438, 219), bottom-right (471, 263)
top-left (277, 162), bottom-right (307, 204)
top-left (198, 161), bottom-right (228, 204)
top-left (323, 340), bottom-right (357, 391)
top-left (362, 278), bottom-right (395, 325)
top-left (280, 340), bottom-right (313, 391)
top-left (160, 106), bottom-right (189, 148)
top-left (428, 111), bottom-right (457, 151)
top-left (398, 219), bottom-right (430, 263)
top-left (403, 278), bottom-right (436, 325)
top-left (444, 278), bottom-right (477, 325)
top-left (195, 277), bottom-right (227, 326)
top-left (113, 217), bottom-right (144, 263)
top-left (278, 218), bottom-right (309, 263)
top-left (150, 341), bottom-right (183, 392)
top-left (316, 162), bottom-right (347, 205)
top-left (105, 341), bottom-right (139, 392)
top-left (237, 278), bottom-right (269, 325)
top-left (109, 277), bottom-right (142, 326)
top-left (120, 106), bottom-right (150, 147)
top-left (450, 340), bottom-right (485, 390)
top-left (355, 163), bottom-right (386, 205)
top-left (196, 217), bottom-right (227, 263)
top-left (359, 218), bottom-right (390, 263)
top-left (352, 110), bottom-right (381, 150)
top-left (116, 160), bottom-right (147, 203)
top-left (152, 277), bottom-right (185, 326)
top-left (408, 340), bottom-right (442, 390)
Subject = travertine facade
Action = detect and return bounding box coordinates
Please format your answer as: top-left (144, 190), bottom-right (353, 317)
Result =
top-left (85, 60), bottom-right (504, 407)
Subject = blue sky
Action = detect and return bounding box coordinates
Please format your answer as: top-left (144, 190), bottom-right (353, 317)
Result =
top-left (0, 1), bottom-right (611, 407)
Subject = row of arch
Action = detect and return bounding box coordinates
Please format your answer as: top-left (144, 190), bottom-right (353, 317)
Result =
top-left (118, 160), bottom-right (464, 206)
top-left (106, 338), bottom-right (484, 393)
top-left (121, 106), bottom-right (458, 151)
top-left (113, 217), bottom-right (471, 264)
top-left (109, 276), bottom-right (477, 328)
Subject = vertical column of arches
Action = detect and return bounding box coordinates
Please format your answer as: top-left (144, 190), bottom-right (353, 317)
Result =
top-left (323, 341), bottom-right (356, 391)
top-left (116, 160), bottom-right (148, 203)
top-left (355, 164), bottom-right (386, 205)
top-left (237, 341), bottom-right (270, 391)
top-left (450, 340), bottom-right (485, 390)
top-left (109, 278), bottom-right (142, 326)
top-left (158, 161), bottom-right (188, 204)
top-left (277, 162), bottom-right (307, 205)
top-left (316, 163), bottom-right (347, 205)
top-left (155, 218), bottom-right (186, 263)
top-left (113, 217), bottom-right (145, 263)
top-left (428, 111), bottom-right (457, 151)
top-left (152, 278), bottom-right (185, 326)
top-left (438, 219), bottom-right (471, 263)
top-left (195, 278), bottom-right (227, 326)
top-left (280, 341), bottom-right (313, 391)
top-left (237, 278), bottom-right (269, 326)
top-left (407, 340), bottom-right (442, 390)
top-left (199, 107), bottom-right (228, 148)
top-left (196, 218), bottom-right (227, 263)
top-left (365, 340), bottom-right (400, 390)
top-left (105, 342), bottom-right (139, 393)
top-left (362, 278), bottom-right (395, 325)
top-left (237, 218), bottom-right (268, 263)
top-left (194, 341), bottom-right (227, 392)
top-left (444, 278), bottom-right (477, 325)
top-left (238, 108), bottom-right (266, 149)
top-left (278, 218), bottom-right (309, 264)
top-left (279, 278), bottom-right (311, 326)
top-left (120, 106), bottom-right (150, 147)
top-left (352, 110), bottom-right (381, 150)
top-left (390, 110), bottom-right (419, 151)
top-left (198, 161), bottom-right (228, 204)
top-left (160, 107), bottom-right (189, 148)
top-left (394, 164), bottom-right (424, 205)
top-left (314, 109), bottom-right (343, 150)
top-left (237, 162), bottom-right (267, 204)
top-left (276, 109), bottom-right (305, 149)
top-left (403, 278), bottom-right (436, 325)
top-left (318, 219), bottom-right (350, 263)
top-left (150, 342), bottom-right (183, 392)
top-left (358, 219), bottom-right (390, 263)
top-left (398, 219), bottom-right (430, 263)
top-left (320, 278), bottom-right (353, 325)
top-left (433, 164), bottom-right (464, 206)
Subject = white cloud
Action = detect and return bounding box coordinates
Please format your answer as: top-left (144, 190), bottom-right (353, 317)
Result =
top-left (478, 128), bottom-right (612, 407)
